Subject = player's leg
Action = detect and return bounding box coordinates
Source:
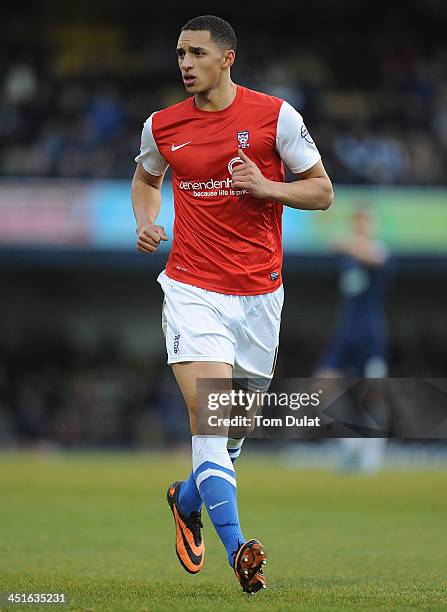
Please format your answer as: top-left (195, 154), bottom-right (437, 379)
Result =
top-left (172, 361), bottom-right (232, 515)
top-left (227, 436), bottom-right (245, 463)
top-left (171, 360), bottom-right (248, 569)
top-left (315, 344), bottom-right (367, 472)
top-left (172, 360), bottom-right (233, 433)
top-left (167, 359), bottom-right (240, 575)
top-left (226, 285), bottom-right (284, 593)
top-left (160, 272), bottom-right (269, 591)
top-left (230, 287), bottom-right (283, 443)
top-left (177, 379), bottom-right (251, 519)
top-left (336, 350), bottom-right (388, 474)
top-left (169, 371), bottom-right (267, 594)
top-left (159, 271), bottom-right (238, 573)
top-left (358, 355), bottom-right (388, 472)
top-left (316, 349), bottom-right (388, 473)
top-left (175, 361), bottom-right (234, 517)
top-left (225, 379), bottom-right (264, 464)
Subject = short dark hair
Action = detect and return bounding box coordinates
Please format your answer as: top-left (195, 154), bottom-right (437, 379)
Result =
top-left (181, 15), bottom-right (237, 52)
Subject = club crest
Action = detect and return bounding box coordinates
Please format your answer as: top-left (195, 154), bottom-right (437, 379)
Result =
top-left (237, 130), bottom-right (250, 149)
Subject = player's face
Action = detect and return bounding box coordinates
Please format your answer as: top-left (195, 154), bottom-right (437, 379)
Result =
top-left (176, 30), bottom-right (231, 93)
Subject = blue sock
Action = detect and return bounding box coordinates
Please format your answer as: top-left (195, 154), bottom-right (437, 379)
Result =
top-left (178, 438), bottom-right (245, 515)
top-left (178, 471), bottom-right (202, 516)
top-left (193, 435), bottom-right (245, 565)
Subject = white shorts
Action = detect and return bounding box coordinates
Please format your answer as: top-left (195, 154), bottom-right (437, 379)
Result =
top-left (158, 270), bottom-right (284, 391)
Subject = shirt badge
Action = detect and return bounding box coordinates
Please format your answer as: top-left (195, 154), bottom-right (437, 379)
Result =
top-left (237, 130), bottom-right (250, 149)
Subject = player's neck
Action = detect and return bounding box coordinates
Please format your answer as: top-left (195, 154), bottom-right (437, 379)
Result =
top-left (194, 80), bottom-right (237, 112)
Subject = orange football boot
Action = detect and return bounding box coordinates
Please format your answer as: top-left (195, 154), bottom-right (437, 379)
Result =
top-left (233, 539), bottom-right (267, 593)
top-left (166, 481), bottom-right (204, 574)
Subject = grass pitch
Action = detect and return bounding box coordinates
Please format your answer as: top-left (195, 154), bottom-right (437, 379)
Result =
top-left (1, 450), bottom-right (446, 611)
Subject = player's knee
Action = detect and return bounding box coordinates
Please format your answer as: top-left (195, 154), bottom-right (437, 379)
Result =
top-left (189, 403), bottom-right (233, 437)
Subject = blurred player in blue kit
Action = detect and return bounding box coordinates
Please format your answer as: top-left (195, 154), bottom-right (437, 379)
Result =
top-left (317, 207), bottom-right (392, 472)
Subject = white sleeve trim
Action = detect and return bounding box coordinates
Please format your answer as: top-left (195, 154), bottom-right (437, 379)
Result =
top-left (134, 112), bottom-right (169, 176)
top-left (276, 101), bottom-right (321, 174)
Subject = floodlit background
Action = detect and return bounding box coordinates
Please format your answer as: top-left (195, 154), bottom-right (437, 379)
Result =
top-left (0, 2), bottom-right (447, 609)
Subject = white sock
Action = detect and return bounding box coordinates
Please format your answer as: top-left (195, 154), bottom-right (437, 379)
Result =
top-left (227, 437), bottom-right (245, 462)
top-left (192, 435), bottom-right (236, 489)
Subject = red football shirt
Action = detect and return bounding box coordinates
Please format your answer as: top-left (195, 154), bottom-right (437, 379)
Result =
top-left (135, 85), bottom-right (320, 295)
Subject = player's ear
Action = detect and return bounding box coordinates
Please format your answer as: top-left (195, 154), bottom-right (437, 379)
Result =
top-left (222, 50), bottom-right (235, 69)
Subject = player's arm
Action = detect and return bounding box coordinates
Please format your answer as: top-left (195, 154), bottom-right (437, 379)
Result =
top-left (262, 158), bottom-right (333, 210)
top-left (332, 238), bottom-right (388, 266)
top-left (131, 164), bottom-right (168, 253)
top-left (232, 151), bottom-right (333, 210)
top-left (231, 101), bottom-right (333, 210)
top-left (132, 113), bottom-right (169, 253)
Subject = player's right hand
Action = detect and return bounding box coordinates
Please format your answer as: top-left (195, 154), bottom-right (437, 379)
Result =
top-left (136, 223), bottom-right (168, 253)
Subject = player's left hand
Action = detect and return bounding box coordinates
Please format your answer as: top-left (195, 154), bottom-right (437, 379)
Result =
top-left (231, 149), bottom-right (271, 199)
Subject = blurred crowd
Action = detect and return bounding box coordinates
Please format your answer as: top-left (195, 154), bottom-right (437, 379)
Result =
top-left (0, 331), bottom-right (190, 448)
top-left (1, 9), bottom-right (447, 185)
top-left (1, 324), bottom-right (446, 448)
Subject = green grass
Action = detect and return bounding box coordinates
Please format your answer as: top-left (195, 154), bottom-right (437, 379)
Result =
top-left (1, 451), bottom-right (446, 611)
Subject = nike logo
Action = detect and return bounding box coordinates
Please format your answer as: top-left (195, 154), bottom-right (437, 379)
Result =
top-left (209, 501), bottom-right (229, 510)
top-left (171, 141), bottom-right (192, 152)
